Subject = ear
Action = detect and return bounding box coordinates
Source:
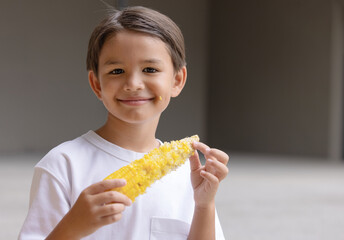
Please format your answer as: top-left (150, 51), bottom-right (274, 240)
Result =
top-left (88, 71), bottom-right (102, 100)
top-left (171, 66), bottom-right (187, 97)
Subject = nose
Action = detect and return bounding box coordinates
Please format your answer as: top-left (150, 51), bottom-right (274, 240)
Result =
top-left (123, 72), bottom-right (145, 92)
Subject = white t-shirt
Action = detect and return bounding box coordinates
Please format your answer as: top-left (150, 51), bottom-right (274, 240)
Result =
top-left (19, 131), bottom-right (225, 239)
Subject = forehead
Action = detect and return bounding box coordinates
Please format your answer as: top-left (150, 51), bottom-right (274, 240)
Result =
top-left (99, 30), bottom-right (172, 64)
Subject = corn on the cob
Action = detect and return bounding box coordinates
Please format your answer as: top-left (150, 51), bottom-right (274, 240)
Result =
top-left (104, 135), bottom-right (199, 202)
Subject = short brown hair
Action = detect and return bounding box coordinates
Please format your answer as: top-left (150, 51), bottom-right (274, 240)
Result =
top-left (86, 6), bottom-right (186, 76)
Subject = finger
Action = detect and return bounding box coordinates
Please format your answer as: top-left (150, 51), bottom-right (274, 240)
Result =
top-left (193, 142), bottom-right (229, 165)
top-left (206, 149), bottom-right (229, 165)
top-left (189, 150), bottom-right (202, 171)
top-left (192, 141), bottom-right (211, 156)
top-left (204, 159), bottom-right (216, 176)
top-left (93, 190), bottom-right (132, 207)
top-left (95, 190), bottom-right (132, 206)
top-left (200, 170), bottom-right (219, 187)
top-left (99, 203), bottom-right (126, 217)
top-left (205, 159), bottom-right (229, 181)
top-left (85, 179), bottom-right (127, 195)
top-left (100, 212), bottom-right (123, 225)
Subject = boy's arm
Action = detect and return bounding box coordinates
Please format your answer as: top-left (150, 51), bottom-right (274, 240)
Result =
top-left (188, 142), bottom-right (229, 240)
top-left (188, 198), bottom-right (216, 240)
top-left (46, 179), bottom-right (131, 240)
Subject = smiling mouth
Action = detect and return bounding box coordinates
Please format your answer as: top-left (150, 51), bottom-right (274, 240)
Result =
top-left (118, 97), bottom-right (155, 106)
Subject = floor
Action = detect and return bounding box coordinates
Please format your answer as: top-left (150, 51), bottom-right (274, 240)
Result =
top-left (1, 153), bottom-right (343, 240)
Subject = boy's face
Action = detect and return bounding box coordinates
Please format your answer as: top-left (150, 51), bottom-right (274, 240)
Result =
top-left (89, 30), bottom-right (186, 125)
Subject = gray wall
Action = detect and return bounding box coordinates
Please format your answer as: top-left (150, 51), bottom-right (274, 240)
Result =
top-left (0, 0), bottom-right (208, 153)
top-left (208, 0), bottom-right (333, 158)
top-left (0, 0), bottom-right (342, 159)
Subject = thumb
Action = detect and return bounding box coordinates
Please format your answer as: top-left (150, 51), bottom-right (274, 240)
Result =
top-left (189, 150), bottom-right (202, 171)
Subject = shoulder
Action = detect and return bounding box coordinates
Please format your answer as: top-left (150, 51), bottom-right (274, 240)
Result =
top-left (35, 132), bottom-right (93, 172)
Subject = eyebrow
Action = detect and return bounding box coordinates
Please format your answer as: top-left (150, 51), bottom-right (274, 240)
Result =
top-left (103, 58), bottom-right (163, 66)
top-left (141, 58), bottom-right (163, 64)
top-left (104, 60), bottom-right (122, 66)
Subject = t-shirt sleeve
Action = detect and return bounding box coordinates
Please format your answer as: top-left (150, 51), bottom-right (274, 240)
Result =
top-left (215, 208), bottom-right (226, 239)
top-left (18, 166), bottom-right (71, 240)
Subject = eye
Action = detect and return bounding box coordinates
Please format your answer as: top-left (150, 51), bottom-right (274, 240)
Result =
top-left (110, 69), bottom-right (124, 75)
top-left (143, 67), bottom-right (158, 73)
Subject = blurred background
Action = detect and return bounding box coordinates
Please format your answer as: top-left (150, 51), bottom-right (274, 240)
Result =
top-left (1, 0), bottom-right (344, 239)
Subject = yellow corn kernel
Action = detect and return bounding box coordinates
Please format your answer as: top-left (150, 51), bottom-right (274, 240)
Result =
top-left (104, 135), bottom-right (199, 202)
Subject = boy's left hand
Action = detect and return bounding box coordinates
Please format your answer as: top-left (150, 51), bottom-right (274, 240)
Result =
top-left (189, 141), bottom-right (229, 208)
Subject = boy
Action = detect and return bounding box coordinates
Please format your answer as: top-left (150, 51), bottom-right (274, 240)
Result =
top-left (19, 6), bottom-right (229, 240)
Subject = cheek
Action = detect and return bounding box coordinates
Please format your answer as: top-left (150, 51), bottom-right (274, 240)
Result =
top-left (157, 76), bottom-right (175, 95)
top-left (159, 97), bottom-right (171, 113)
top-left (101, 80), bottom-right (119, 94)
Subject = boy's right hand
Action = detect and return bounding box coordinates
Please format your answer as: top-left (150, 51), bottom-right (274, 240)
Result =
top-left (47, 179), bottom-right (132, 240)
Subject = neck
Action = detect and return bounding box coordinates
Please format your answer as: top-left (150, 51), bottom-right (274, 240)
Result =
top-left (95, 113), bottom-right (160, 153)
